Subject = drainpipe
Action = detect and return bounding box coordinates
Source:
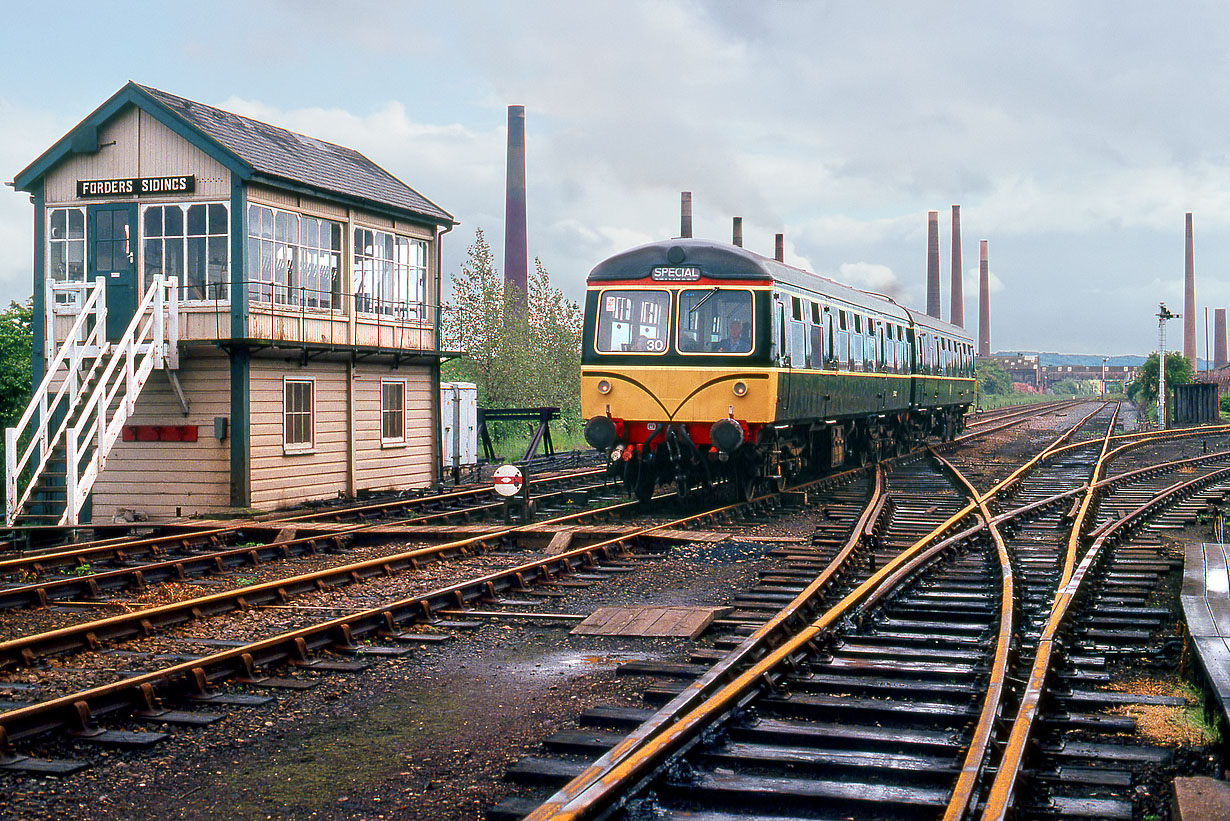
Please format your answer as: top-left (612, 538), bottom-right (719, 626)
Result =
top-left (433, 220), bottom-right (456, 486)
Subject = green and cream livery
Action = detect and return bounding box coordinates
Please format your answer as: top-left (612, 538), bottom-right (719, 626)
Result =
top-left (581, 239), bottom-right (975, 501)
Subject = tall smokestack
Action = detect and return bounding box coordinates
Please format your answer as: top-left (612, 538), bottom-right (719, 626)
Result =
top-left (732, 217), bottom-right (743, 248)
top-left (926, 211), bottom-right (941, 318)
top-left (504, 105), bottom-right (528, 302)
top-left (978, 240), bottom-right (990, 357)
top-left (950, 205), bottom-right (964, 327)
top-left (1216, 308), bottom-right (1228, 369)
top-left (774, 233), bottom-right (784, 262)
top-left (680, 192), bottom-right (692, 238)
top-left (1185, 212), bottom-right (1196, 371)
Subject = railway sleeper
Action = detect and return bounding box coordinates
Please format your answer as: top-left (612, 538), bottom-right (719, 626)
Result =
top-left (834, 641), bottom-right (987, 663)
top-left (804, 656), bottom-right (981, 681)
top-left (756, 692), bottom-right (979, 726)
top-left (731, 717), bottom-right (961, 755)
top-left (1016, 795), bottom-right (1134, 821)
top-left (1041, 711), bottom-right (1137, 733)
top-left (850, 630), bottom-right (984, 648)
top-left (784, 672), bottom-right (981, 703)
top-left (652, 770), bottom-right (950, 817)
top-left (696, 740), bottom-right (959, 786)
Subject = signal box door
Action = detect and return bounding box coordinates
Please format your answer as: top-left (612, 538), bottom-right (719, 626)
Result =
top-left (88, 203), bottom-right (139, 341)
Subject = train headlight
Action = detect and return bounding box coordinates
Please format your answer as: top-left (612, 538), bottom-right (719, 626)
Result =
top-left (732, 381), bottom-right (748, 397)
top-left (597, 379), bottom-right (612, 394)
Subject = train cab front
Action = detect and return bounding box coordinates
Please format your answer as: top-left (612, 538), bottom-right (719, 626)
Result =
top-left (579, 244), bottom-right (776, 501)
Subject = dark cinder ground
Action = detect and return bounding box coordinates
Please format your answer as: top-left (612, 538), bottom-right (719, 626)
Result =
top-left (0, 524), bottom-right (797, 820)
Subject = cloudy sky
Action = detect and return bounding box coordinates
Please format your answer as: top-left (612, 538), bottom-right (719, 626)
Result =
top-left (2, 1), bottom-right (1228, 356)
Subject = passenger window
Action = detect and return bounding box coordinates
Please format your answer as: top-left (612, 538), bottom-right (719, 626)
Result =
top-left (824, 310), bottom-right (834, 366)
top-left (677, 287), bottom-right (754, 354)
top-left (596, 289), bottom-right (670, 353)
top-left (791, 296), bottom-right (803, 321)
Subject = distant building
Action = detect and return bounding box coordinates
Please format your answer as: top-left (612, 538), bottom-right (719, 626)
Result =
top-left (1038, 363), bottom-right (1138, 391)
top-left (984, 354), bottom-right (1138, 392)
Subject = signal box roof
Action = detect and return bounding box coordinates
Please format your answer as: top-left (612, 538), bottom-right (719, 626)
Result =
top-left (14, 82), bottom-right (454, 226)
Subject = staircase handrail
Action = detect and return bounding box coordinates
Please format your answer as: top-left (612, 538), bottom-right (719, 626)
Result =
top-left (62, 276), bottom-right (175, 525)
top-left (6, 276), bottom-right (178, 527)
top-left (5, 278), bottom-right (107, 525)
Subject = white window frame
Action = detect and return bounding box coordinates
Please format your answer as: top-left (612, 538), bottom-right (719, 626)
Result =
top-left (352, 226), bottom-right (428, 320)
top-left (283, 377), bottom-right (316, 453)
top-left (140, 201), bottom-right (230, 303)
top-left (249, 204), bottom-right (344, 312)
top-left (380, 378), bottom-right (407, 447)
top-left (46, 206), bottom-right (88, 311)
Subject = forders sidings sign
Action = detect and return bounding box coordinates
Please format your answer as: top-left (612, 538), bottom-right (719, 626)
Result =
top-left (77, 176), bottom-right (196, 198)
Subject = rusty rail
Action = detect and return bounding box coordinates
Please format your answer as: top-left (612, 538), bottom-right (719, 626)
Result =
top-left (983, 460), bottom-right (1230, 818)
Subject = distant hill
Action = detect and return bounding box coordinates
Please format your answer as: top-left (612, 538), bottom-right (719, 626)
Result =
top-left (994, 351), bottom-right (1207, 369)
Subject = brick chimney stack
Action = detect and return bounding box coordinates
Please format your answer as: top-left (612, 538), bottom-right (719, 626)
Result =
top-left (978, 240), bottom-right (990, 357)
top-left (949, 205), bottom-right (963, 327)
top-left (926, 211), bottom-right (941, 318)
top-left (1185, 212), bottom-right (1197, 372)
top-left (504, 105), bottom-right (528, 307)
top-left (1215, 308), bottom-right (1227, 369)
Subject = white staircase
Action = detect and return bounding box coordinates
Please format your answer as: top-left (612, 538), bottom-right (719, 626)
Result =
top-left (5, 275), bottom-right (179, 527)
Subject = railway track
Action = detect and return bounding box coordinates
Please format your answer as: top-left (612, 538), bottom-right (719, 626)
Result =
top-left (2, 398), bottom-right (1221, 819)
top-left (0, 460), bottom-right (609, 561)
top-left (492, 404), bottom-right (1230, 820)
top-left (0, 465), bottom-right (623, 613)
top-left (0, 450), bottom-right (884, 775)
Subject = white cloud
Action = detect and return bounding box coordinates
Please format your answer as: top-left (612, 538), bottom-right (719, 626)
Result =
top-left (8, 2), bottom-right (1230, 354)
top-left (837, 262), bottom-right (904, 301)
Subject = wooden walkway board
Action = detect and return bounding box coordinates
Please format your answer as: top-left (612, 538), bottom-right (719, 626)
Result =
top-left (1181, 543), bottom-right (1230, 719)
top-left (641, 530), bottom-right (730, 544)
top-left (571, 606), bottom-right (732, 638)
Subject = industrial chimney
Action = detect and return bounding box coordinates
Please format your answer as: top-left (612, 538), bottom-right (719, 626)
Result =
top-left (950, 205), bottom-right (964, 327)
top-left (681, 192), bottom-right (693, 238)
top-left (978, 240), bottom-right (990, 357)
top-left (732, 217), bottom-right (743, 248)
top-left (1185, 212), bottom-right (1196, 372)
top-left (504, 105), bottom-right (528, 305)
top-left (1216, 308), bottom-right (1228, 370)
top-left (926, 211), bottom-right (941, 318)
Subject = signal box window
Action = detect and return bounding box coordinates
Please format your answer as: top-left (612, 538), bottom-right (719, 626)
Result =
top-left (144, 203), bottom-right (229, 302)
top-left (47, 207), bottom-right (86, 306)
top-left (284, 378), bottom-right (315, 452)
top-left (677, 288), bottom-right (753, 354)
top-left (381, 379), bottom-right (406, 445)
top-left (596, 289), bottom-right (670, 353)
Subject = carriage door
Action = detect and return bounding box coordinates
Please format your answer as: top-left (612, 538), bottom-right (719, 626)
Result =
top-left (88, 203), bottom-right (139, 341)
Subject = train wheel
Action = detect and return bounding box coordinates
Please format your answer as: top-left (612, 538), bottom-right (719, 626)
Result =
top-left (634, 471), bottom-right (655, 503)
top-left (676, 476), bottom-right (691, 507)
top-left (736, 466), bottom-right (757, 503)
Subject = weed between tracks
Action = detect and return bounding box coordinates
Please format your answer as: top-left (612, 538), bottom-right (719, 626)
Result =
top-left (1107, 676), bottom-right (1220, 747)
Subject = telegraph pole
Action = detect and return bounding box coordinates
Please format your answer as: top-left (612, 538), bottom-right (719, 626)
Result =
top-left (1158, 303), bottom-right (1178, 429)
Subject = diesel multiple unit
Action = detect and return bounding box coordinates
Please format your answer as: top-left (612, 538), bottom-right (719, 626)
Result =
top-left (581, 239), bottom-right (976, 500)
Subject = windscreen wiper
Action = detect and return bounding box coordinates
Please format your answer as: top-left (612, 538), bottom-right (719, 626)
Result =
top-left (688, 286), bottom-right (720, 314)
